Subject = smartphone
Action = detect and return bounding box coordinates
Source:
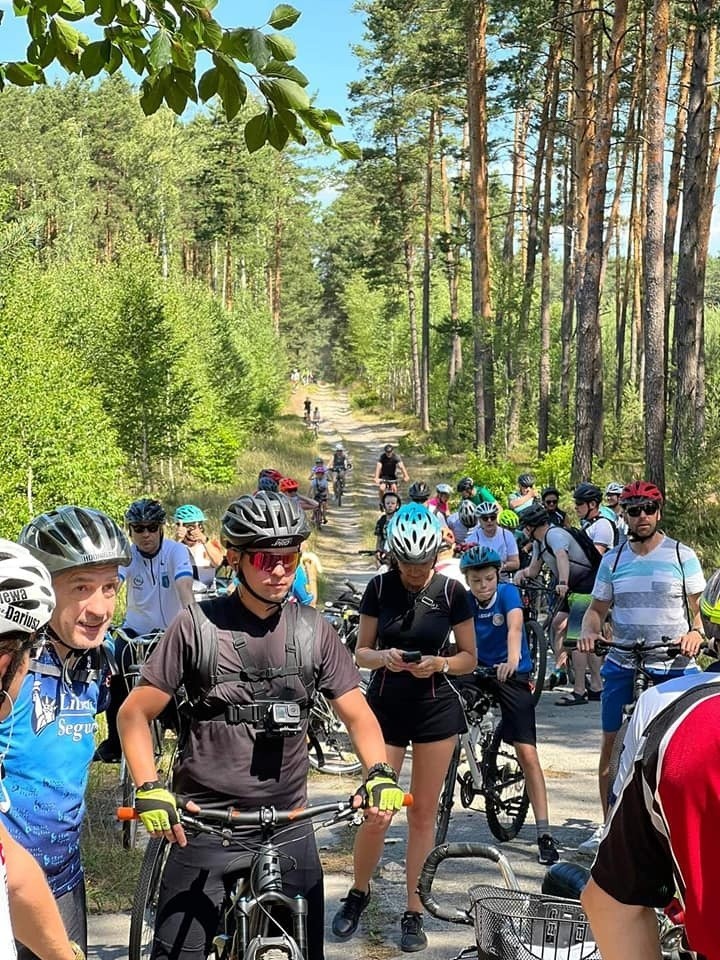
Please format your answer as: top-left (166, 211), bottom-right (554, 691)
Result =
top-left (401, 650), bottom-right (422, 664)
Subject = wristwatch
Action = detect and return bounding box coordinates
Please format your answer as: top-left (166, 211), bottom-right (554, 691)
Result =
top-left (367, 762), bottom-right (398, 782)
top-left (442, 658), bottom-right (450, 674)
top-left (69, 942), bottom-right (85, 960)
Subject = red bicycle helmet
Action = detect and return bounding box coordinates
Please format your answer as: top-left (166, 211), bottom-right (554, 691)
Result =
top-left (279, 477), bottom-right (299, 494)
top-left (619, 480), bottom-right (664, 506)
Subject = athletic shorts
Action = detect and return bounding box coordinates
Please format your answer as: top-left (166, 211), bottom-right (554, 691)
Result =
top-left (367, 690), bottom-right (465, 747)
top-left (151, 823), bottom-right (324, 960)
top-left (600, 658), bottom-right (701, 733)
top-left (458, 674), bottom-right (537, 746)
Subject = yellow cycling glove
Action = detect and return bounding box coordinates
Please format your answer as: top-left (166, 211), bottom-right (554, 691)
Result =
top-left (135, 781), bottom-right (179, 832)
top-left (358, 763), bottom-right (405, 812)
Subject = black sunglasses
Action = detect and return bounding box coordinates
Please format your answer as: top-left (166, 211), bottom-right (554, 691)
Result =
top-left (543, 499), bottom-right (558, 506)
top-left (130, 523), bottom-right (161, 533)
top-left (625, 502), bottom-right (659, 518)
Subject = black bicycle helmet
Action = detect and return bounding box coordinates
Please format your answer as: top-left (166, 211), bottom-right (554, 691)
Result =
top-left (408, 481), bottom-right (430, 503)
top-left (222, 491), bottom-right (309, 550)
top-left (381, 490), bottom-right (401, 506)
top-left (20, 506), bottom-right (131, 573)
top-left (541, 861), bottom-right (590, 899)
top-left (457, 476), bottom-right (474, 493)
top-left (541, 486), bottom-right (560, 499)
top-left (125, 498), bottom-right (166, 525)
top-left (573, 482), bottom-right (603, 505)
top-left (517, 473), bottom-right (535, 488)
top-left (521, 504), bottom-right (550, 528)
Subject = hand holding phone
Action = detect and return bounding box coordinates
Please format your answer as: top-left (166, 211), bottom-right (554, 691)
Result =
top-left (401, 650), bottom-right (422, 664)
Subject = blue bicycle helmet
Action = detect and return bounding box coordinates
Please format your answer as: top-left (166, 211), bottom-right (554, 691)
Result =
top-left (459, 546), bottom-right (502, 572)
top-left (174, 504), bottom-right (206, 524)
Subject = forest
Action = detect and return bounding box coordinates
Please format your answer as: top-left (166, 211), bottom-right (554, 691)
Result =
top-left (1, 0), bottom-right (720, 546)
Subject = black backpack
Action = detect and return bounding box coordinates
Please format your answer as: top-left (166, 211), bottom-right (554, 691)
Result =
top-left (542, 527), bottom-right (601, 593)
top-left (180, 598), bottom-right (320, 727)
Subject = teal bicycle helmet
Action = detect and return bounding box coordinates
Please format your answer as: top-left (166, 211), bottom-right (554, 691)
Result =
top-left (459, 546), bottom-right (502, 572)
top-left (174, 504), bottom-right (206, 524)
top-left (386, 504), bottom-right (442, 563)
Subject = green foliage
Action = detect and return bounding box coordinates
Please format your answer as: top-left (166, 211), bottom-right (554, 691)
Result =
top-left (461, 455), bottom-right (519, 506)
top-left (535, 441), bottom-right (575, 493)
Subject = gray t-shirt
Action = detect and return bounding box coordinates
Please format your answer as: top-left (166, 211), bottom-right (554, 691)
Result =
top-left (141, 594), bottom-right (360, 809)
top-left (532, 525), bottom-right (593, 584)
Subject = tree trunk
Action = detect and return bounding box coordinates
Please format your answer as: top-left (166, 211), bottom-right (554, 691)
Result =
top-left (642, 0), bottom-right (669, 491)
top-left (559, 132), bottom-right (575, 430)
top-left (420, 107), bottom-right (436, 433)
top-left (439, 114), bottom-right (462, 441)
top-left (467, 0), bottom-right (495, 451)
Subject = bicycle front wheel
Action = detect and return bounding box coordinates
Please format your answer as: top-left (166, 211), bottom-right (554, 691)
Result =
top-left (484, 725), bottom-right (530, 842)
top-left (129, 838), bottom-right (170, 960)
top-left (434, 741), bottom-right (461, 845)
top-left (526, 619), bottom-right (547, 706)
top-left (307, 692), bottom-right (362, 775)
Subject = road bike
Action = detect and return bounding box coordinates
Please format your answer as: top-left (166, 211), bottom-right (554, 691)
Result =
top-left (435, 668), bottom-right (529, 845)
top-left (120, 792), bottom-right (411, 960)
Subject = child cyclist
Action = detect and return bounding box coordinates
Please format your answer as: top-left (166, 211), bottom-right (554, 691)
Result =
top-left (459, 545), bottom-right (559, 864)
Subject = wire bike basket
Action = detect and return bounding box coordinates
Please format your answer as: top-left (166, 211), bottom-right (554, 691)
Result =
top-left (469, 885), bottom-right (600, 960)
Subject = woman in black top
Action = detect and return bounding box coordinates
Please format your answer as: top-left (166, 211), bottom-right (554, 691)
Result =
top-left (332, 504), bottom-right (476, 952)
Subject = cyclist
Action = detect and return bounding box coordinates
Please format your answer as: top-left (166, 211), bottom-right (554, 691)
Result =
top-left (434, 528), bottom-right (463, 583)
top-left (456, 476), bottom-right (497, 506)
top-left (174, 505), bottom-right (225, 592)
top-left (576, 480), bottom-right (705, 855)
top-left (508, 473), bottom-right (539, 518)
top-left (311, 406), bottom-right (321, 432)
top-left (427, 483), bottom-right (452, 522)
top-left (604, 481), bottom-right (629, 542)
top-left (408, 480), bottom-right (430, 504)
top-left (0, 540), bottom-right (85, 960)
top-left (95, 498), bottom-right (194, 763)
top-left (374, 444), bottom-right (410, 504)
top-left (303, 396), bottom-right (311, 422)
top-left (332, 504), bottom-right (477, 952)
top-left (541, 486), bottom-right (567, 527)
top-left (257, 468), bottom-right (283, 493)
top-left (514, 504), bottom-right (598, 695)
top-left (463, 502), bottom-right (519, 580)
top-left (1, 508), bottom-right (131, 957)
top-left (118, 491), bottom-right (403, 960)
top-left (309, 466), bottom-right (330, 524)
top-left (374, 491), bottom-right (401, 563)
top-left (331, 442), bottom-right (352, 475)
top-left (308, 457), bottom-right (325, 480)
top-left (446, 499), bottom-right (478, 547)
top-left (460, 546), bottom-right (559, 864)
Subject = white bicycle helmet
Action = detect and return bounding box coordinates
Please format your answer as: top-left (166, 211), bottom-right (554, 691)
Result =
top-left (386, 504), bottom-right (442, 563)
top-left (0, 539), bottom-right (55, 635)
top-left (458, 500), bottom-right (478, 528)
top-left (476, 501), bottom-right (499, 519)
top-left (20, 506), bottom-right (131, 574)
top-left (605, 481), bottom-right (624, 496)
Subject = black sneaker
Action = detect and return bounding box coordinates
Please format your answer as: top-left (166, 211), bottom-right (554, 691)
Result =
top-left (331, 886), bottom-right (371, 940)
top-left (548, 669), bottom-right (568, 690)
top-left (400, 911), bottom-right (427, 953)
top-left (537, 834), bottom-right (560, 865)
top-left (93, 739), bottom-right (122, 763)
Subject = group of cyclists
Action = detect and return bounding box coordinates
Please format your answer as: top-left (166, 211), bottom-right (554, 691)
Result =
top-left (2, 441), bottom-right (720, 960)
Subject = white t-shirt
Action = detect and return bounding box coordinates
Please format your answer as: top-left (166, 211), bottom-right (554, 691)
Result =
top-left (464, 526), bottom-right (519, 562)
top-left (584, 515), bottom-right (615, 550)
top-left (120, 538), bottom-right (194, 634)
top-left (187, 541), bottom-right (216, 587)
top-left (0, 838), bottom-right (16, 958)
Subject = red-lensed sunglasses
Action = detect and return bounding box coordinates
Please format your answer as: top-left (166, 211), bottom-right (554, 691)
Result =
top-left (246, 552), bottom-right (300, 574)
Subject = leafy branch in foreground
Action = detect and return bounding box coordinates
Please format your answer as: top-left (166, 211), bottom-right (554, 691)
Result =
top-left (0, 1), bottom-right (361, 158)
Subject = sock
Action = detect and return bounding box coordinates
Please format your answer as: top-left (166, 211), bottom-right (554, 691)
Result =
top-left (536, 819), bottom-right (549, 838)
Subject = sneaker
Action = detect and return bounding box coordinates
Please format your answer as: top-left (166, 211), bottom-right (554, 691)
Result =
top-left (577, 825), bottom-right (604, 858)
top-left (400, 911), bottom-right (427, 953)
top-left (331, 886), bottom-right (371, 940)
top-left (93, 739), bottom-right (121, 763)
top-left (537, 834), bottom-right (560, 865)
top-left (548, 669), bottom-right (568, 690)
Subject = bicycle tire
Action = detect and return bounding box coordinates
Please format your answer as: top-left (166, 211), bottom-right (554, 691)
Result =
top-left (307, 691), bottom-right (362, 775)
top-left (434, 741), bottom-right (461, 845)
top-left (525, 619), bottom-right (547, 706)
top-left (484, 725), bottom-right (530, 842)
top-left (121, 760), bottom-right (138, 851)
top-left (129, 837), bottom-right (169, 960)
top-left (336, 481), bottom-right (343, 507)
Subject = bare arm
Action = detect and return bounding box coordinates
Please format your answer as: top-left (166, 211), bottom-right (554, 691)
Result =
top-left (397, 459), bottom-right (410, 482)
top-left (496, 608), bottom-right (522, 682)
top-left (578, 598), bottom-right (612, 652)
top-left (373, 461), bottom-right (382, 483)
top-left (2, 823), bottom-right (77, 960)
top-left (204, 539), bottom-right (225, 568)
top-left (176, 575), bottom-right (195, 607)
top-left (581, 879), bottom-right (662, 960)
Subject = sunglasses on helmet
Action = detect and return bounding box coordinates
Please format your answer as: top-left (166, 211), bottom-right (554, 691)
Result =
top-left (625, 501), bottom-right (659, 518)
top-left (130, 523), bottom-right (161, 534)
top-left (246, 551), bottom-right (300, 574)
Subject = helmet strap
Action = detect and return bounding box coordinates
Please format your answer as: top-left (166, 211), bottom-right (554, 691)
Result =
top-left (235, 568), bottom-right (288, 612)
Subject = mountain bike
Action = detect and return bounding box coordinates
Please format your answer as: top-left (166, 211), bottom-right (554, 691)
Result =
top-left (307, 685), bottom-right (366, 775)
top-left (517, 582), bottom-right (565, 705)
top-left (322, 579), bottom-right (362, 654)
top-left (120, 792), bottom-right (411, 960)
top-left (435, 668), bottom-right (529, 845)
top-left (332, 467), bottom-right (346, 506)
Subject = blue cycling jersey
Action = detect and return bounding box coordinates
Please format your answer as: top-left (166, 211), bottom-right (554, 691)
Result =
top-left (0, 638), bottom-right (113, 896)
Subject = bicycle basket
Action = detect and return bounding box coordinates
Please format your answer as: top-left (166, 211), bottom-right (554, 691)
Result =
top-left (469, 885), bottom-right (600, 960)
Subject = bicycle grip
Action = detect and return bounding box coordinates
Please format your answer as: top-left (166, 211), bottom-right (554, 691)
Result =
top-left (117, 807), bottom-right (138, 820)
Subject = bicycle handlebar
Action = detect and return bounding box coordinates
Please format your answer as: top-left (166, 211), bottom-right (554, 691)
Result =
top-left (113, 627), bottom-right (164, 645)
top-left (117, 793), bottom-right (413, 828)
top-left (418, 843), bottom-right (519, 924)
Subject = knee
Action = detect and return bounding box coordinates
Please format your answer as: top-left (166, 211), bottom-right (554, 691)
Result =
top-left (407, 801), bottom-right (437, 833)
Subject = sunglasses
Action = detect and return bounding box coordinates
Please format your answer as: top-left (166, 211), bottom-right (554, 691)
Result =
top-left (543, 499), bottom-right (558, 506)
top-left (246, 551), bottom-right (300, 574)
top-left (480, 516), bottom-right (497, 522)
top-left (625, 502), bottom-right (659, 518)
top-left (130, 523), bottom-right (161, 534)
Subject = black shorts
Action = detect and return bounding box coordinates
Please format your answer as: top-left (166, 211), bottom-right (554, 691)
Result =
top-left (367, 690), bottom-right (465, 747)
top-left (151, 823), bottom-right (324, 960)
top-left (460, 674), bottom-right (537, 747)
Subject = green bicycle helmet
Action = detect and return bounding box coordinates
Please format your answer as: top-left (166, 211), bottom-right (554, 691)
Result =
top-left (459, 546), bottom-right (502, 572)
top-left (498, 508), bottom-right (520, 530)
top-left (174, 504), bottom-right (206, 524)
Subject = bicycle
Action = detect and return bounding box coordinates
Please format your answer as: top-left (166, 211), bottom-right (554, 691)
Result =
top-left (434, 667), bottom-right (529, 845)
top-left (332, 467), bottom-right (345, 506)
top-left (417, 842), bottom-right (600, 960)
top-left (115, 628), bottom-right (172, 850)
top-left (516, 582), bottom-right (566, 706)
top-left (311, 497), bottom-right (327, 530)
top-left (120, 792), bottom-right (411, 960)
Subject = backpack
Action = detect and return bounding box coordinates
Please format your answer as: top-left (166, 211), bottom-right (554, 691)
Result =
top-left (542, 527), bottom-right (601, 593)
top-left (586, 513), bottom-right (619, 547)
top-left (180, 598), bottom-right (320, 728)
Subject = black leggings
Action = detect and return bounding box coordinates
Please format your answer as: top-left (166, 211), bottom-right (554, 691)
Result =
top-left (151, 824), bottom-right (325, 960)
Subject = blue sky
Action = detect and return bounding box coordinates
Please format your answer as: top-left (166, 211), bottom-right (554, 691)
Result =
top-left (0, 1), bottom-right (365, 130)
